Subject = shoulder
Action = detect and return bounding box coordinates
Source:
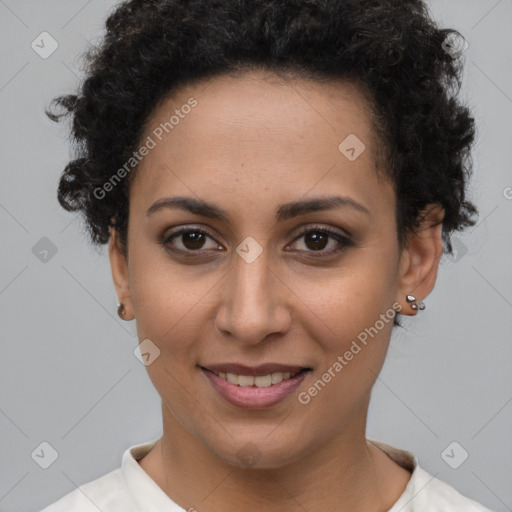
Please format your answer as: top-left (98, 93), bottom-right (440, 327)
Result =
top-left (408, 465), bottom-right (495, 511)
top-left (367, 439), bottom-right (495, 512)
top-left (38, 438), bottom-right (161, 512)
top-left (39, 467), bottom-right (136, 512)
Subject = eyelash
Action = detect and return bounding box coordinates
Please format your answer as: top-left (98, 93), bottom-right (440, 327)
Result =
top-left (161, 224), bottom-right (354, 258)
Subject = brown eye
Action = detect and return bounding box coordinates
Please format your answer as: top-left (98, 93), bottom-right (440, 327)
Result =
top-left (181, 231), bottom-right (207, 250)
top-left (289, 226), bottom-right (354, 256)
top-left (162, 228), bottom-right (221, 253)
top-left (303, 231), bottom-right (329, 251)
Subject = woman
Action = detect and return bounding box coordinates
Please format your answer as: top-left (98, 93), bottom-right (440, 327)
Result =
top-left (41, 0), bottom-right (494, 510)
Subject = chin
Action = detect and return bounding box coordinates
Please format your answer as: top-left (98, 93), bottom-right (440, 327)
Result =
top-left (200, 424), bottom-right (316, 470)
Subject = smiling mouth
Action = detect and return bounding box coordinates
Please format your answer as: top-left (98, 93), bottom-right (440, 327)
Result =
top-left (200, 365), bottom-right (312, 408)
top-left (201, 367), bottom-right (311, 388)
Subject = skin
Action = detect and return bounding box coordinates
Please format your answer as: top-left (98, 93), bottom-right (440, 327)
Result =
top-left (109, 69), bottom-right (444, 512)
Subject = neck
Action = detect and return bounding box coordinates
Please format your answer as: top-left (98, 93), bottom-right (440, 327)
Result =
top-left (139, 399), bottom-right (402, 512)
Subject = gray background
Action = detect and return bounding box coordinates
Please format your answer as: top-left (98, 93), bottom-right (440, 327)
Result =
top-left (0, 1), bottom-right (511, 511)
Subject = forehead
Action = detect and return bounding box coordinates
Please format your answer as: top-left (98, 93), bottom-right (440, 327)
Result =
top-left (130, 69), bottom-right (392, 221)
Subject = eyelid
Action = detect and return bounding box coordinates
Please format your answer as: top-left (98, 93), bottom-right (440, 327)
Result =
top-left (164, 224), bottom-right (217, 239)
top-left (291, 223), bottom-right (352, 241)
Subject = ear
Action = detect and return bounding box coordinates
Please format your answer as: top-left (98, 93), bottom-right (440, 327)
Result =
top-left (109, 228), bottom-right (134, 321)
top-left (395, 204), bottom-right (445, 316)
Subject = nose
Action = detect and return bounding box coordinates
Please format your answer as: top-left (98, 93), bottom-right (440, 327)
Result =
top-left (214, 245), bottom-right (292, 346)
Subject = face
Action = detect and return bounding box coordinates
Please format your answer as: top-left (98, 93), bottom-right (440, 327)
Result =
top-left (110, 69), bottom-right (442, 468)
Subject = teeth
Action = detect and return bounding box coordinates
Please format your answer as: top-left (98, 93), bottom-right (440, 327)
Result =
top-left (254, 374), bottom-right (272, 387)
top-left (215, 371), bottom-right (301, 388)
top-left (238, 375), bottom-right (254, 386)
top-left (226, 373), bottom-right (238, 385)
top-left (271, 373), bottom-right (283, 385)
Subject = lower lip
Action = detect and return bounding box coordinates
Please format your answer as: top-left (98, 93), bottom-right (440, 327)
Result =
top-left (201, 368), bottom-right (310, 409)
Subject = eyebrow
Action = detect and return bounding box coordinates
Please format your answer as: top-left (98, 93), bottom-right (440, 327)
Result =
top-left (146, 195), bottom-right (370, 221)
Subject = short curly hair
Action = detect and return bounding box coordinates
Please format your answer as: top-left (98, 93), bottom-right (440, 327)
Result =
top-left (48, 0), bottom-right (477, 260)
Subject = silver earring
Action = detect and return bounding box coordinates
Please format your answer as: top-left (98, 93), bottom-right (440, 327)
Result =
top-left (406, 295), bottom-right (425, 311)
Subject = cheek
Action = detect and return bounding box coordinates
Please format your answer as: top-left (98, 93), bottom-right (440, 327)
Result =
top-left (295, 280), bottom-right (396, 431)
top-left (290, 245), bottom-right (399, 410)
top-left (128, 262), bottom-right (211, 417)
top-left (128, 251), bottom-right (196, 349)
top-left (293, 248), bottom-right (399, 348)
top-left (132, 276), bottom-right (207, 351)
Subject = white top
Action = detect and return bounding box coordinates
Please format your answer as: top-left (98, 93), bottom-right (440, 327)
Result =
top-left (39, 438), bottom-right (495, 512)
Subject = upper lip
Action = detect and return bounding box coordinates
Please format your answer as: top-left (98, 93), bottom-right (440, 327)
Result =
top-left (201, 363), bottom-right (311, 376)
